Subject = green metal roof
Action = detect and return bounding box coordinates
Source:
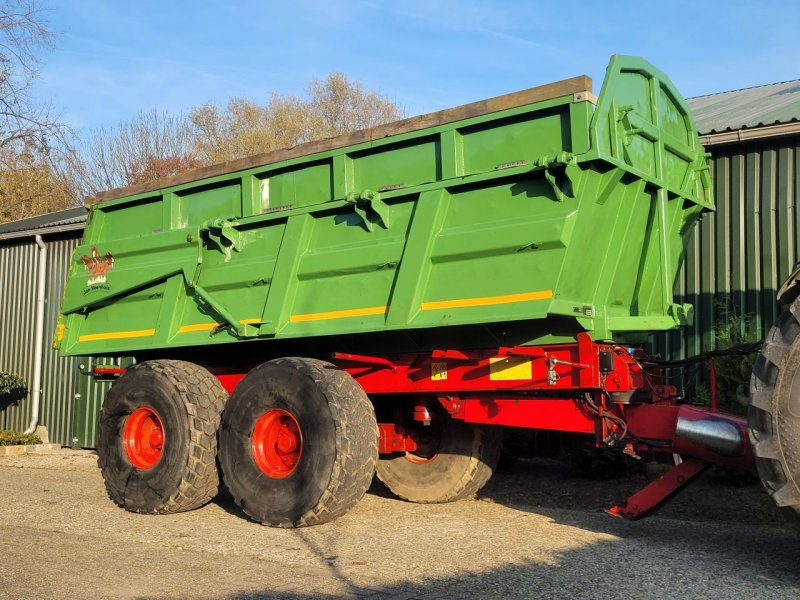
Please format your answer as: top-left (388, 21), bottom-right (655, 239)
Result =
top-left (688, 79), bottom-right (800, 135)
top-left (0, 207), bottom-right (87, 241)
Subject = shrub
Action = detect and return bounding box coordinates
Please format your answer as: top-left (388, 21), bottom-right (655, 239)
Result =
top-left (697, 305), bottom-right (760, 415)
top-left (0, 371), bottom-right (28, 409)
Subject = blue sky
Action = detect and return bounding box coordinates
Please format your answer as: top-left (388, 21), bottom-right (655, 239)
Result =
top-left (34, 0), bottom-right (800, 131)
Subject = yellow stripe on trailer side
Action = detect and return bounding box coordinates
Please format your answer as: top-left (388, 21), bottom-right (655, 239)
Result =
top-left (289, 306), bottom-right (388, 323)
top-left (420, 290), bottom-right (553, 311)
top-left (178, 323), bottom-right (217, 333)
top-left (78, 328), bottom-right (156, 342)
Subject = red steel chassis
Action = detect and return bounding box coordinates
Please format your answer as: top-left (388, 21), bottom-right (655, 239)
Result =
top-left (92, 332), bottom-right (755, 519)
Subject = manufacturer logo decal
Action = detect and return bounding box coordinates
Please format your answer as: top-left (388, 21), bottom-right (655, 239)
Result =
top-left (81, 246), bottom-right (114, 294)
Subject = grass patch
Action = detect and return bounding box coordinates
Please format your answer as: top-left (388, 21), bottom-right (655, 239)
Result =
top-left (0, 430), bottom-right (41, 446)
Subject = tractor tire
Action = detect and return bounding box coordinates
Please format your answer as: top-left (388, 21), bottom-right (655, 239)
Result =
top-left (97, 359), bottom-right (227, 514)
top-left (376, 414), bottom-right (503, 503)
top-left (750, 299), bottom-right (800, 513)
top-left (219, 357), bottom-right (378, 527)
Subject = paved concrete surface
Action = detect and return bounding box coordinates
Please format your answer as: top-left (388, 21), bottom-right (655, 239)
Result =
top-left (0, 443), bottom-right (62, 456)
top-left (1, 451), bottom-right (799, 600)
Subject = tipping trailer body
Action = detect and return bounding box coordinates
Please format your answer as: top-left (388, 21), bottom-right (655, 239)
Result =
top-left (55, 56), bottom-right (711, 358)
top-left (54, 56), bottom-right (762, 527)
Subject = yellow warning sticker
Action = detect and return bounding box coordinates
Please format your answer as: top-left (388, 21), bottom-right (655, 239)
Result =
top-left (431, 361), bottom-right (448, 381)
top-left (489, 356), bottom-right (532, 381)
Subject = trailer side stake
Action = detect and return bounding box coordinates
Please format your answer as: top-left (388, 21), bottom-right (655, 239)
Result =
top-left (606, 457), bottom-right (710, 519)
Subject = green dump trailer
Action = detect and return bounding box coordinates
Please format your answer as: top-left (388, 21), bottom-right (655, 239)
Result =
top-left (57, 56), bottom-right (759, 528)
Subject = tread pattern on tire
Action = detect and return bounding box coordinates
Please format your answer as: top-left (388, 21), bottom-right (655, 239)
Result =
top-left (226, 357), bottom-right (378, 527)
top-left (750, 301), bottom-right (800, 510)
top-left (377, 420), bottom-right (503, 504)
top-left (419, 426), bottom-right (501, 504)
top-left (97, 359), bottom-right (227, 514)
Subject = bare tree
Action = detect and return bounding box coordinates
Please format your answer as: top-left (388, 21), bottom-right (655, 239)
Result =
top-left (189, 97), bottom-right (297, 166)
top-left (308, 73), bottom-right (404, 139)
top-left (189, 73), bottom-right (404, 165)
top-left (61, 73), bottom-right (404, 202)
top-left (63, 109), bottom-right (200, 199)
top-left (0, 0), bottom-right (61, 151)
top-left (0, 1), bottom-right (73, 222)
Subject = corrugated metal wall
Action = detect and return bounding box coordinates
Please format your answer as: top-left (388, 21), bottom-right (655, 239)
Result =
top-left (0, 234), bottom-right (115, 447)
top-left (72, 356), bottom-right (129, 448)
top-left (654, 135), bottom-right (800, 360)
top-left (0, 241), bottom-right (40, 431)
top-left (40, 238), bottom-right (80, 441)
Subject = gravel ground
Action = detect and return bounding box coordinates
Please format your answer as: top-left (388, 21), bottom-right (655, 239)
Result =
top-left (1, 451), bottom-right (799, 600)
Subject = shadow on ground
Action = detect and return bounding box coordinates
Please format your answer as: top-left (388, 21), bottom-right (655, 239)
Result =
top-left (190, 455), bottom-right (800, 600)
top-left (134, 516), bottom-right (800, 600)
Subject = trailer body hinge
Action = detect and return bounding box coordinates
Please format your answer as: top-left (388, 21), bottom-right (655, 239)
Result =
top-left (345, 189), bottom-right (390, 231)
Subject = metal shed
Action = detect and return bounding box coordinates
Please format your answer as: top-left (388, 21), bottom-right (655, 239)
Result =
top-left (656, 79), bottom-right (800, 361)
top-left (0, 208), bottom-right (119, 447)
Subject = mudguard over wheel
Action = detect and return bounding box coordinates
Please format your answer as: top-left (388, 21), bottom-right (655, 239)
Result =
top-left (219, 357), bottom-right (378, 528)
top-left (750, 298), bottom-right (800, 512)
top-left (376, 412), bottom-right (503, 503)
top-left (97, 360), bottom-right (227, 514)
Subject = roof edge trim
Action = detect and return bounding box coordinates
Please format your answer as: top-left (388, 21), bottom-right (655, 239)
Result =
top-left (700, 121), bottom-right (800, 146)
top-left (0, 222), bottom-right (85, 242)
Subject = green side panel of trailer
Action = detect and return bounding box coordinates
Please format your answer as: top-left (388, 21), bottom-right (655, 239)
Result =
top-left (55, 55), bottom-right (712, 357)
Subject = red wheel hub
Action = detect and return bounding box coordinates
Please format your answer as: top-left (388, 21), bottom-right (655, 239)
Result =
top-left (123, 406), bottom-right (164, 470)
top-left (405, 422), bottom-right (441, 464)
top-left (251, 409), bottom-right (303, 478)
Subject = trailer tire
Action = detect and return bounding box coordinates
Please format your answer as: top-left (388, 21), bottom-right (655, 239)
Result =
top-left (97, 360), bottom-right (227, 514)
top-left (749, 300), bottom-right (800, 514)
top-left (219, 357), bottom-right (378, 527)
top-left (376, 416), bottom-right (503, 503)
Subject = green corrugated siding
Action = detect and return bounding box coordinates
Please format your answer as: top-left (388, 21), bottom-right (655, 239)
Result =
top-left (0, 234), bottom-right (115, 447)
top-left (71, 356), bottom-right (130, 448)
top-left (39, 238), bottom-right (79, 443)
top-left (654, 135), bottom-right (800, 361)
top-left (0, 242), bottom-right (39, 431)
